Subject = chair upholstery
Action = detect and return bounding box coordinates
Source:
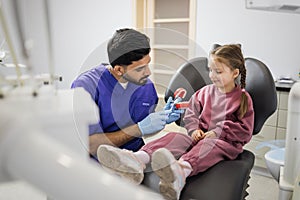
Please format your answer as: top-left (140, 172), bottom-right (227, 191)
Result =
top-left (142, 57), bottom-right (277, 200)
top-left (244, 58), bottom-right (278, 135)
top-left (164, 57), bottom-right (212, 127)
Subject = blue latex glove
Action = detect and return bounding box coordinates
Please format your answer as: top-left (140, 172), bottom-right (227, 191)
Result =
top-left (164, 96), bottom-right (184, 124)
top-left (164, 96), bottom-right (175, 110)
top-left (166, 112), bottom-right (181, 124)
top-left (164, 96), bottom-right (181, 111)
top-left (138, 110), bottom-right (171, 136)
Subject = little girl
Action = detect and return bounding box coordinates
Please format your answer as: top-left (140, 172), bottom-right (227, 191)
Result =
top-left (97, 44), bottom-right (254, 200)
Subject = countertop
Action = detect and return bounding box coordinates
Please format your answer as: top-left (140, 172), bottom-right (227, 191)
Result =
top-left (275, 81), bottom-right (296, 92)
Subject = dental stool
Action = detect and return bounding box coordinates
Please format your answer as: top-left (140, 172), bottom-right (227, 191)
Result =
top-left (142, 56), bottom-right (277, 200)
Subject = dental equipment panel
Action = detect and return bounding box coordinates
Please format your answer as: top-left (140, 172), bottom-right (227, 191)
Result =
top-left (0, 86), bottom-right (163, 200)
top-left (279, 81), bottom-right (300, 200)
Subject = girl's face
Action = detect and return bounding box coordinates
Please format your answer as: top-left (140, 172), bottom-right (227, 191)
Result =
top-left (208, 55), bottom-right (240, 93)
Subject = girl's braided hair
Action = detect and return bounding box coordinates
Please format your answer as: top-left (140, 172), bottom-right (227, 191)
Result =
top-left (211, 44), bottom-right (248, 119)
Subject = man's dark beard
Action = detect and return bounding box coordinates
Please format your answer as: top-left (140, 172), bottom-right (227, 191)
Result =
top-left (122, 74), bottom-right (148, 85)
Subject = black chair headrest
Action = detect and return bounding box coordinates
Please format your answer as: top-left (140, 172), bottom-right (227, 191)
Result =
top-left (244, 58), bottom-right (277, 134)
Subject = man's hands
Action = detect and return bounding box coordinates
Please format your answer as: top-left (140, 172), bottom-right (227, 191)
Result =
top-left (164, 96), bottom-right (184, 124)
top-left (137, 110), bottom-right (171, 136)
top-left (137, 97), bottom-right (185, 136)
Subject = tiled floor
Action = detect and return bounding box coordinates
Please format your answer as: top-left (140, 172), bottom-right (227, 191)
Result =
top-left (247, 167), bottom-right (279, 200)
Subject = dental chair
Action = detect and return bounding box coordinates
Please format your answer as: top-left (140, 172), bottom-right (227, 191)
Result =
top-left (142, 56), bottom-right (277, 200)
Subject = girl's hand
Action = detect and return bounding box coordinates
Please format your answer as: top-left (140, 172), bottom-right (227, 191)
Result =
top-left (191, 129), bottom-right (205, 142)
top-left (204, 131), bottom-right (217, 139)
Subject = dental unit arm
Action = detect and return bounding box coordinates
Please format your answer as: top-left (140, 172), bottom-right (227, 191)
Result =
top-left (0, 1), bottom-right (163, 199)
top-left (0, 86), bottom-right (163, 200)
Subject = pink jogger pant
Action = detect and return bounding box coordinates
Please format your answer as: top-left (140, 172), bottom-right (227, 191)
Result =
top-left (140, 132), bottom-right (242, 176)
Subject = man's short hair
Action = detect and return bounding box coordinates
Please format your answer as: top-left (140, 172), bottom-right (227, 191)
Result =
top-left (107, 28), bottom-right (150, 67)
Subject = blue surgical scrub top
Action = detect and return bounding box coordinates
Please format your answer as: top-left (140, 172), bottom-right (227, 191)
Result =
top-left (71, 64), bottom-right (158, 152)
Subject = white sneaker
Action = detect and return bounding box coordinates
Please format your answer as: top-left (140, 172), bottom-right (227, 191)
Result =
top-left (97, 145), bottom-right (145, 185)
top-left (151, 148), bottom-right (186, 200)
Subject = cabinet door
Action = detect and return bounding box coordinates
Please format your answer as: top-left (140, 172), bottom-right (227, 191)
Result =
top-left (276, 91), bottom-right (289, 138)
top-left (279, 91), bottom-right (289, 110)
top-left (134, 0), bottom-right (196, 96)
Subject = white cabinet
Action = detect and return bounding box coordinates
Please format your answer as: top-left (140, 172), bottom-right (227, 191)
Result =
top-left (134, 0), bottom-right (196, 97)
top-left (244, 88), bottom-right (290, 169)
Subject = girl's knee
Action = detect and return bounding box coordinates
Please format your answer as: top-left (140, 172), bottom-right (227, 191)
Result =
top-left (165, 132), bottom-right (178, 137)
top-left (165, 132), bottom-right (190, 140)
top-left (164, 132), bottom-right (193, 146)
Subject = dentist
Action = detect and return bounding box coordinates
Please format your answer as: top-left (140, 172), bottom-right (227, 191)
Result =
top-left (71, 28), bottom-right (181, 160)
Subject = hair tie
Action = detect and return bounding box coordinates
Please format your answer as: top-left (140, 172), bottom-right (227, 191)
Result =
top-left (241, 88), bottom-right (246, 93)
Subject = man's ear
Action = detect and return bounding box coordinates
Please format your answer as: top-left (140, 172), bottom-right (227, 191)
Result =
top-left (114, 65), bottom-right (125, 76)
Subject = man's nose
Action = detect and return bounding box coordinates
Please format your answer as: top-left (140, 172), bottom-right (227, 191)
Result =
top-left (145, 65), bottom-right (151, 76)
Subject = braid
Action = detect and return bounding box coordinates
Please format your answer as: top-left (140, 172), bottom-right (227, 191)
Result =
top-left (239, 63), bottom-right (248, 119)
top-left (211, 44), bottom-right (249, 119)
top-left (240, 64), bottom-right (246, 89)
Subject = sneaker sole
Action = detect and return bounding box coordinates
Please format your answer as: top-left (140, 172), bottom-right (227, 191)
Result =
top-left (151, 148), bottom-right (176, 183)
top-left (152, 148), bottom-right (179, 199)
top-left (97, 145), bottom-right (144, 184)
top-left (159, 183), bottom-right (177, 200)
